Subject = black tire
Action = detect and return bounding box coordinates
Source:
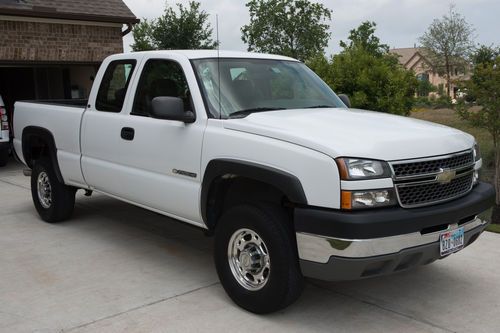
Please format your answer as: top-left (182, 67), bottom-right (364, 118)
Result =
top-left (0, 148), bottom-right (8, 167)
top-left (214, 203), bottom-right (304, 314)
top-left (31, 157), bottom-right (76, 223)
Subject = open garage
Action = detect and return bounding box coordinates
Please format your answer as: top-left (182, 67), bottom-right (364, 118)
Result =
top-left (0, 0), bottom-right (138, 114)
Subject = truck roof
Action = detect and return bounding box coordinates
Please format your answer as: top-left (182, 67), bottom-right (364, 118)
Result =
top-left (121, 50), bottom-right (299, 62)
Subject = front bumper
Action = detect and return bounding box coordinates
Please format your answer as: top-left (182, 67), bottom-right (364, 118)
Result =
top-left (295, 182), bottom-right (495, 281)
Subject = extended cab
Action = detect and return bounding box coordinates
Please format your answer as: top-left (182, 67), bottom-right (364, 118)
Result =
top-left (13, 51), bottom-right (495, 313)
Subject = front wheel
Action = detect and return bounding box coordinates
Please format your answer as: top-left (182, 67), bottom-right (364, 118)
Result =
top-left (214, 204), bottom-right (304, 314)
top-left (31, 157), bottom-right (76, 223)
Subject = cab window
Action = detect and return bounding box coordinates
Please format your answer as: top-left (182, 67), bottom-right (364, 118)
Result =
top-left (132, 59), bottom-right (192, 117)
top-left (95, 60), bottom-right (136, 113)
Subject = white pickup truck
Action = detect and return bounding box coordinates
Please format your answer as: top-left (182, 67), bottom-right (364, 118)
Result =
top-left (13, 50), bottom-right (495, 313)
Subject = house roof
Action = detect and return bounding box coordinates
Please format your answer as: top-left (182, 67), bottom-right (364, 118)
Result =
top-left (390, 47), bottom-right (425, 66)
top-left (0, 0), bottom-right (138, 24)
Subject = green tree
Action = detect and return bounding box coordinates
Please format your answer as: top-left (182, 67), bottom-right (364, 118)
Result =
top-left (419, 4), bottom-right (475, 97)
top-left (241, 0), bottom-right (332, 61)
top-left (457, 55), bottom-right (500, 214)
top-left (472, 44), bottom-right (499, 66)
top-left (308, 22), bottom-right (417, 116)
top-left (340, 21), bottom-right (389, 57)
top-left (416, 79), bottom-right (436, 97)
top-left (131, 1), bottom-right (217, 51)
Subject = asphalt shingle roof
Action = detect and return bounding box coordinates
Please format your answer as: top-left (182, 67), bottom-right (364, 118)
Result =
top-left (390, 47), bottom-right (424, 66)
top-left (0, 0), bottom-right (138, 24)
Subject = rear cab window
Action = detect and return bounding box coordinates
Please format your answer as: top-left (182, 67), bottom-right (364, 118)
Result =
top-left (95, 60), bottom-right (136, 113)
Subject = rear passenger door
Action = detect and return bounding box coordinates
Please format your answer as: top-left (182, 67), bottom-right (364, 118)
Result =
top-left (81, 55), bottom-right (207, 226)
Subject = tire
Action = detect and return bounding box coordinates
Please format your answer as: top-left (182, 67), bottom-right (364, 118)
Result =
top-left (0, 148), bottom-right (8, 167)
top-left (31, 157), bottom-right (76, 223)
top-left (214, 203), bottom-right (304, 314)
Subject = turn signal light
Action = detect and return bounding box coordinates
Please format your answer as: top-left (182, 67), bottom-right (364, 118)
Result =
top-left (341, 189), bottom-right (397, 210)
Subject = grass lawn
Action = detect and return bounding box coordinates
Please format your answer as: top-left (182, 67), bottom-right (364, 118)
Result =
top-left (411, 108), bottom-right (499, 234)
top-left (486, 224), bottom-right (500, 234)
top-left (411, 108), bottom-right (494, 183)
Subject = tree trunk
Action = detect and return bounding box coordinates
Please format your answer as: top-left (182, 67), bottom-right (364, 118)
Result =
top-left (492, 136), bottom-right (500, 224)
top-left (445, 56), bottom-right (451, 98)
top-left (495, 137), bottom-right (500, 206)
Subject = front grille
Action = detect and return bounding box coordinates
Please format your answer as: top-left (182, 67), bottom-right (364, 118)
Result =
top-left (390, 150), bottom-right (475, 208)
top-left (396, 173), bottom-right (473, 207)
top-left (392, 151), bottom-right (474, 178)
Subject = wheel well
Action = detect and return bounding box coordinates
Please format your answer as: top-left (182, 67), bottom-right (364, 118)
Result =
top-left (24, 134), bottom-right (50, 168)
top-left (22, 127), bottom-right (64, 183)
top-left (205, 176), bottom-right (294, 231)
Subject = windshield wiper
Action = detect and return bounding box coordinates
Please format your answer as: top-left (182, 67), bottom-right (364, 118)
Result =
top-left (228, 107), bottom-right (286, 119)
top-left (304, 105), bottom-right (336, 109)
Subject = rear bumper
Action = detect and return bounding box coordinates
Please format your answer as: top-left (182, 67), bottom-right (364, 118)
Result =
top-left (295, 182), bottom-right (495, 281)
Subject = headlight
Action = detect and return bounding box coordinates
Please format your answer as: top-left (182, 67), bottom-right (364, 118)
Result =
top-left (473, 142), bottom-right (481, 185)
top-left (336, 158), bottom-right (392, 180)
top-left (341, 189), bottom-right (397, 210)
top-left (473, 142), bottom-right (481, 162)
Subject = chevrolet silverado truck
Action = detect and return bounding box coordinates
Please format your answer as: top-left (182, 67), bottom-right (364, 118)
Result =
top-left (13, 51), bottom-right (495, 314)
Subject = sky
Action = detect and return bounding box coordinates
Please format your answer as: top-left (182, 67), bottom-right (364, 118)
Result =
top-left (121, 0), bottom-right (499, 55)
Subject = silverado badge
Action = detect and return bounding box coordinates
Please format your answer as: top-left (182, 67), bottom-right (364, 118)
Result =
top-left (436, 168), bottom-right (456, 184)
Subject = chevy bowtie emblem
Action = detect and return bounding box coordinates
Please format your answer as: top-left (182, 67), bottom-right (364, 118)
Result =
top-left (436, 168), bottom-right (456, 184)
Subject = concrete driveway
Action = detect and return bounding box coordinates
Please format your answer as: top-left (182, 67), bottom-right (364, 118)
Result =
top-left (1, 159), bottom-right (499, 333)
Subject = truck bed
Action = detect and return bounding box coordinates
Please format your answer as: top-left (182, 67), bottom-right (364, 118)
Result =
top-left (13, 99), bottom-right (87, 187)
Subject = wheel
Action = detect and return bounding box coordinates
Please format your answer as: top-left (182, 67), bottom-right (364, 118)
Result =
top-left (31, 157), bottom-right (76, 222)
top-left (0, 148), bottom-right (8, 167)
top-left (214, 203), bottom-right (304, 313)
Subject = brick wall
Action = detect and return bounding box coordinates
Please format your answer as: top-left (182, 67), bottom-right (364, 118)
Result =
top-left (0, 20), bottom-right (124, 63)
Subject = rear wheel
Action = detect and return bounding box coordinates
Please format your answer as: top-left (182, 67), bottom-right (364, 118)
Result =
top-left (31, 157), bottom-right (76, 222)
top-left (214, 203), bottom-right (304, 313)
top-left (0, 148), bottom-right (8, 167)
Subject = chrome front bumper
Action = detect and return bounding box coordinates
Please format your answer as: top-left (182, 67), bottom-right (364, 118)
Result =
top-left (294, 182), bottom-right (495, 281)
top-left (297, 218), bottom-right (489, 281)
top-left (297, 217), bottom-right (488, 264)
top-left (297, 217), bottom-right (489, 281)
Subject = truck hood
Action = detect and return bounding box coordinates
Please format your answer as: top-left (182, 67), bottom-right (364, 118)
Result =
top-left (223, 108), bottom-right (474, 161)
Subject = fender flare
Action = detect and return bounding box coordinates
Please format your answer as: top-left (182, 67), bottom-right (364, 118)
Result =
top-left (200, 159), bottom-right (307, 224)
top-left (22, 126), bottom-right (64, 183)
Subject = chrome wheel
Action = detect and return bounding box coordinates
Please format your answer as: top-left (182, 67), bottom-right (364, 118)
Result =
top-left (37, 171), bottom-right (52, 209)
top-left (228, 228), bottom-right (271, 291)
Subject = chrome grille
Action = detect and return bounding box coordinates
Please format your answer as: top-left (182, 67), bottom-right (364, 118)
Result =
top-left (392, 151), bottom-right (474, 178)
top-left (396, 173), bottom-right (473, 207)
top-left (390, 150), bottom-right (475, 208)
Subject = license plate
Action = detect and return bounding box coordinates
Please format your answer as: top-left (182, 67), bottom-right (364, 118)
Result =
top-left (440, 227), bottom-right (464, 256)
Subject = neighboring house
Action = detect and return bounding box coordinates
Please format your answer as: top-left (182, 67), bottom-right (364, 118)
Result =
top-left (390, 47), bottom-right (469, 98)
top-left (0, 0), bottom-right (138, 114)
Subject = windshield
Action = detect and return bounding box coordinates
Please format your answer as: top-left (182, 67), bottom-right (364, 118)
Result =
top-left (191, 58), bottom-right (346, 118)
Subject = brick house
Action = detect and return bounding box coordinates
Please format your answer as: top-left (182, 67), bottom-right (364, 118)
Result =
top-left (390, 47), bottom-right (469, 99)
top-left (0, 0), bottom-right (138, 113)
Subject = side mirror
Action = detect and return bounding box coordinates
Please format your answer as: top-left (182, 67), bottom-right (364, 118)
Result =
top-left (338, 94), bottom-right (351, 108)
top-left (151, 96), bottom-right (195, 123)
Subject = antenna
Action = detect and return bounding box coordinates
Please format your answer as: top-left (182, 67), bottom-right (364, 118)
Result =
top-left (216, 14), bottom-right (221, 120)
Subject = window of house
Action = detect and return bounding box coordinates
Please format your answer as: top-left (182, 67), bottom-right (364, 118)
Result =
top-left (416, 73), bottom-right (429, 82)
top-left (132, 59), bottom-right (191, 116)
top-left (95, 60), bottom-right (136, 112)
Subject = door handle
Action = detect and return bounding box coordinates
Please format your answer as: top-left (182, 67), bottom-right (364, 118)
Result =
top-left (121, 127), bottom-right (135, 141)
